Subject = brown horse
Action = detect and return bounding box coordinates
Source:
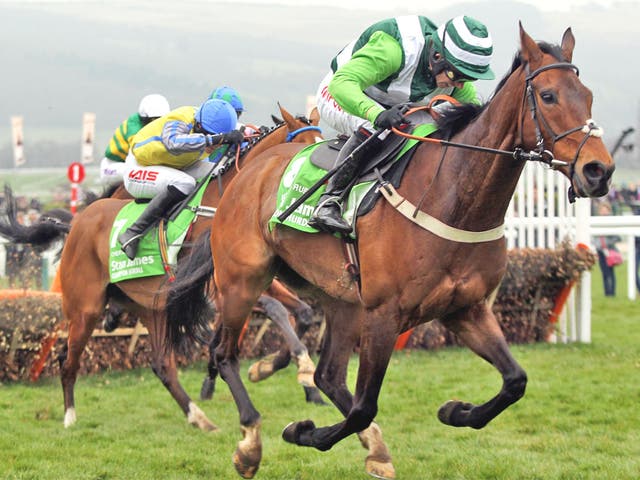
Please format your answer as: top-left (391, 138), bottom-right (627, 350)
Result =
top-left (0, 105), bottom-right (323, 431)
top-left (166, 25), bottom-right (614, 478)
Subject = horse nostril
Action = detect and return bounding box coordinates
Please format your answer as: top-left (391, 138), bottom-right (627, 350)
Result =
top-left (583, 161), bottom-right (610, 184)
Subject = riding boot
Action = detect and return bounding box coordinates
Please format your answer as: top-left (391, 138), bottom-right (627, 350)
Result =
top-left (118, 185), bottom-right (187, 260)
top-left (308, 128), bottom-right (382, 234)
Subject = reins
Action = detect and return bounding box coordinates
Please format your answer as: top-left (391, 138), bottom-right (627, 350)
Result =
top-left (392, 62), bottom-right (603, 177)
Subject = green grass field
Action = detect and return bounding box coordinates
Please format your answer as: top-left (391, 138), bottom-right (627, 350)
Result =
top-left (0, 273), bottom-right (638, 479)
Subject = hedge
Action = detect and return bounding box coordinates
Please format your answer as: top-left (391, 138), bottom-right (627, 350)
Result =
top-left (0, 242), bottom-right (595, 383)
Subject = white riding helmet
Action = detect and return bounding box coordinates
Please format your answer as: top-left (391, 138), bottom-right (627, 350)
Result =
top-left (138, 94), bottom-right (171, 119)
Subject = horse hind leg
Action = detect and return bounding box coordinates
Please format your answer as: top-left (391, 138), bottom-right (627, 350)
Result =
top-left (215, 325), bottom-right (262, 478)
top-left (438, 302), bottom-right (527, 429)
top-left (144, 314), bottom-right (217, 431)
top-left (61, 310), bottom-right (101, 428)
top-left (200, 320), bottom-right (222, 401)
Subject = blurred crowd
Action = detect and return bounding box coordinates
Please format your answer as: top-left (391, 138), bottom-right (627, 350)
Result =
top-left (592, 182), bottom-right (640, 297)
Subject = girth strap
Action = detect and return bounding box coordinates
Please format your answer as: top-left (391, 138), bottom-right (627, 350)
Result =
top-left (379, 183), bottom-right (504, 243)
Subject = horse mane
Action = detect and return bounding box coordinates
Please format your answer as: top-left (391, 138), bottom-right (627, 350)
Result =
top-left (435, 41), bottom-right (567, 139)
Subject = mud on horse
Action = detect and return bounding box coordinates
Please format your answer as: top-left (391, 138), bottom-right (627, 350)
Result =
top-left (166, 24), bottom-right (613, 479)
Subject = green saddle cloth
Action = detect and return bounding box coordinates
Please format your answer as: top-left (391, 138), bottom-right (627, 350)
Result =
top-left (269, 123), bottom-right (437, 236)
top-left (108, 180), bottom-right (210, 283)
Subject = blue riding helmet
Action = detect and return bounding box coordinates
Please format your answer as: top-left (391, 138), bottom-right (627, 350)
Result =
top-left (210, 86), bottom-right (244, 115)
top-left (195, 99), bottom-right (238, 134)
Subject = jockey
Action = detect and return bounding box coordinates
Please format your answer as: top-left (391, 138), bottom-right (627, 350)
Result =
top-left (210, 85), bottom-right (245, 120)
top-left (308, 15), bottom-right (495, 235)
top-left (117, 98), bottom-right (244, 259)
top-left (100, 94), bottom-right (171, 187)
top-left (207, 86), bottom-right (247, 164)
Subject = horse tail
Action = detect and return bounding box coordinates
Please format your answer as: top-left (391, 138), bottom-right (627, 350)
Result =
top-left (166, 229), bottom-right (215, 355)
top-left (0, 185), bottom-right (70, 251)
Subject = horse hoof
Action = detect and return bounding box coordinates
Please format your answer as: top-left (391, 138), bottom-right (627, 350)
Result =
top-left (296, 371), bottom-right (315, 388)
top-left (437, 400), bottom-right (474, 427)
top-left (247, 358), bottom-right (276, 383)
top-left (366, 458), bottom-right (396, 480)
top-left (63, 407), bottom-right (76, 428)
top-left (295, 352), bottom-right (316, 387)
top-left (233, 423), bottom-right (262, 479)
top-left (187, 402), bottom-right (218, 432)
top-left (232, 450), bottom-right (260, 479)
top-left (303, 386), bottom-right (327, 406)
top-left (282, 420), bottom-right (315, 445)
top-left (200, 377), bottom-right (215, 401)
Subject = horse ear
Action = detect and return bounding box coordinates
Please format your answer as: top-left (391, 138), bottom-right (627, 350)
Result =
top-left (518, 21), bottom-right (543, 67)
top-left (308, 106), bottom-right (320, 126)
top-left (271, 114), bottom-right (283, 125)
top-left (560, 27), bottom-right (575, 62)
top-left (279, 104), bottom-right (296, 127)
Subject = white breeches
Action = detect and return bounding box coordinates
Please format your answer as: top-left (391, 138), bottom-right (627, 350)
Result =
top-left (316, 71), bottom-right (380, 136)
top-left (100, 157), bottom-right (127, 187)
top-left (122, 152), bottom-right (212, 199)
top-left (316, 71), bottom-right (441, 137)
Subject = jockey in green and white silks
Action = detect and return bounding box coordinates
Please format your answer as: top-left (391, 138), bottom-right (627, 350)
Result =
top-left (309, 15), bottom-right (495, 235)
top-left (100, 94), bottom-right (170, 187)
top-left (118, 99), bottom-right (244, 260)
top-left (316, 15), bottom-right (493, 135)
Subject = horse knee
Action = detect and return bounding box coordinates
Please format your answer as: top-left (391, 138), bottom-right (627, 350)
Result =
top-left (347, 404), bottom-right (377, 433)
top-left (504, 369), bottom-right (527, 402)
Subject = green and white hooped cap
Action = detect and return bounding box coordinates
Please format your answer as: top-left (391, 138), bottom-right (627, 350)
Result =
top-left (432, 15), bottom-right (495, 80)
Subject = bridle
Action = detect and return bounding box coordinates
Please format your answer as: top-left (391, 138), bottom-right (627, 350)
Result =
top-left (520, 62), bottom-right (603, 199)
top-left (392, 60), bottom-right (604, 201)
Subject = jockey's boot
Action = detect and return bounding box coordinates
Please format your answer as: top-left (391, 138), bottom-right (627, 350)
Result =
top-left (308, 128), bottom-right (382, 235)
top-left (118, 185), bottom-right (187, 260)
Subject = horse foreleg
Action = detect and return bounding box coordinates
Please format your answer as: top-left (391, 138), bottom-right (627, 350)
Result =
top-left (438, 302), bottom-right (527, 429)
top-left (215, 321), bottom-right (262, 479)
top-left (282, 304), bottom-right (395, 479)
top-left (144, 316), bottom-right (217, 431)
top-left (248, 295), bottom-right (317, 390)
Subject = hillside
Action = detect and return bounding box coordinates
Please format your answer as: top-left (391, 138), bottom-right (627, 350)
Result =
top-left (0, 0), bottom-right (638, 171)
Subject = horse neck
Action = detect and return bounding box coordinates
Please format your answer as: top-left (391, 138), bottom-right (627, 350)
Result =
top-left (417, 74), bottom-right (527, 230)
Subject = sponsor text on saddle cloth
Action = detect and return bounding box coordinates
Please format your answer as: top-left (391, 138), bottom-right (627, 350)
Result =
top-left (269, 123), bottom-right (437, 236)
top-left (109, 180), bottom-right (211, 282)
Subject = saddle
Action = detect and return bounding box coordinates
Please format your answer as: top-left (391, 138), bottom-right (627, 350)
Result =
top-left (307, 127), bottom-right (415, 217)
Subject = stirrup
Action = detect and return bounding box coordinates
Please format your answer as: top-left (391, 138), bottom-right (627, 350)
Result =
top-left (312, 195), bottom-right (343, 214)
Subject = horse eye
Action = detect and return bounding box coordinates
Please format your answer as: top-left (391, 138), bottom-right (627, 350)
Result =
top-left (540, 91), bottom-right (557, 104)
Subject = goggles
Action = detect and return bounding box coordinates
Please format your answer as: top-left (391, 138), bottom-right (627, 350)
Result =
top-left (428, 31), bottom-right (474, 84)
top-left (444, 65), bottom-right (474, 83)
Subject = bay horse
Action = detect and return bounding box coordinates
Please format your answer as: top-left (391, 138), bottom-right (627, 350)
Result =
top-left (0, 105), bottom-right (324, 431)
top-left (166, 25), bottom-right (614, 478)
top-left (0, 183), bottom-right (324, 403)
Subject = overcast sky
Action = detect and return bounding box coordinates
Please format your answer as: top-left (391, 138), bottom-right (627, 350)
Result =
top-left (226, 0), bottom-right (626, 11)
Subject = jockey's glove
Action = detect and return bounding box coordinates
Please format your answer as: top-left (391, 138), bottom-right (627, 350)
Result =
top-left (206, 130), bottom-right (245, 146)
top-left (374, 104), bottom-right (406, 130)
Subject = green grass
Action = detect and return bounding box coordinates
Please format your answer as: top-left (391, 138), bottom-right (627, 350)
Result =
top-left (1, 279), bottom-right (639, 479)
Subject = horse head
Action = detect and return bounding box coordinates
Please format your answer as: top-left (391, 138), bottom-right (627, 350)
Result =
top-left (517, 22), bottom-right (614, 199)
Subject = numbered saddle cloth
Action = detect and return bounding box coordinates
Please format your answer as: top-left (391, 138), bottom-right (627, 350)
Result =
top-left (108, 180), bottom-right (210, 283)
top-left (269, 123), bottom-right (437, 236)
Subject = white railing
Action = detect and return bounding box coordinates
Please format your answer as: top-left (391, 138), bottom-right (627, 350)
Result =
top-left (504, 162), bottom-right (640, 344)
